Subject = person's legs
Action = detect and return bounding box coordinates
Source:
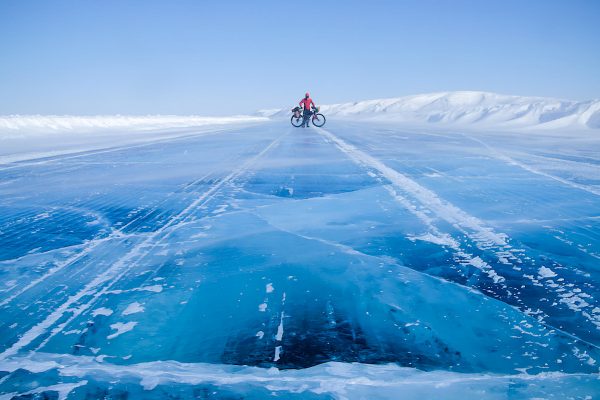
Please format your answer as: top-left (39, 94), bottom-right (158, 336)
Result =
top-left (302, 110), bottom-right (310, 127)
top-left (303, 110), bottom-right (311, 127)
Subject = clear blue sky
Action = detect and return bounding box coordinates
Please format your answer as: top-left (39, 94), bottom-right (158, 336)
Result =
top-left (1, 0), bottom-right (599, 115)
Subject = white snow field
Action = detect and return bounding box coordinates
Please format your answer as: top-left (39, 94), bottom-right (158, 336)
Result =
top-left (1, 92), bottom-right (599, 399)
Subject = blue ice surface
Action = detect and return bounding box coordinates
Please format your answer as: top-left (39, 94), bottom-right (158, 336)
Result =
top-left (0, 120), bottom-right (599, 398)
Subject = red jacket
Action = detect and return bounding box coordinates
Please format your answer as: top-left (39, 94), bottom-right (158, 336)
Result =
top-left (299, 97), bottom-right (315, 110)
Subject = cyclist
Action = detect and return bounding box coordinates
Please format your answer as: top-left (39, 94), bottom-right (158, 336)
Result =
top-left (299, 92), bottom-right (317, 128)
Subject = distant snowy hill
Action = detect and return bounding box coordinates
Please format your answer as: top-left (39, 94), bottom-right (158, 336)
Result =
top-left (260, 91), bottom-right (600, 130)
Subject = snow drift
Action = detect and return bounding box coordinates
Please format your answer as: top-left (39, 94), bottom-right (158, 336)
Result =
top-left (0, 115), bottom-right (266, 164)
top-left (0, 115), bottom-right (266, 137)
top-left (260, 91), bottom-right (600, 130)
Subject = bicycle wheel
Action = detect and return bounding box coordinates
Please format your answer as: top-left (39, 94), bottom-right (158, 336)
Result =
top-left (312, 113), bottom-right (326, 127)
top-left (290, 115), bottom-right (304, 127)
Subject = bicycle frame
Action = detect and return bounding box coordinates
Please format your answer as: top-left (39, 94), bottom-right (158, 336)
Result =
top-left (290, 106), bottom-right (325, 127)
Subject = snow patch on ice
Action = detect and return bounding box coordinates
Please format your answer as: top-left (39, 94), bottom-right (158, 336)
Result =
top-left (273, 346), bottom-right (282, 362)
top-left (275, 312), bottom-right (285, 341)
top-left (407, 232), bottom-right (458, 248)
top-left (538, 266), bottom-right (557, 279)
top-left (136, 285), bottom-right (163, 293)
top-left (91, 307), bottom-right (113, 317)
top-left (107, 322), bottom-right (138, 340)
top-left (1, 353), bottom-right (598, 399)
top-left (0, 380), bottom-right (88, 400)
top-left (122, 302), bottom-right (145, 316)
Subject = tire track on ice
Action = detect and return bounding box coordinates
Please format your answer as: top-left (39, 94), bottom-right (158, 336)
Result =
top-left (313, 126), bottom-right (600, 338)
top-left (0, 170), bottom-right (217, 307)
top-left (248, 209), bottom-right (599, 353)
top-left (0, 131), bottom-right (287, 360)
top-left (0, 136), bottom-right (250, 298)
top-left (314, 127), bottom-right (511, 282)
top-left (463, 133), bottom-right (600, 197)
top-left (0, 133), bottom-right (248, 296)
top-left (33, 132), bottom-right (288, 353)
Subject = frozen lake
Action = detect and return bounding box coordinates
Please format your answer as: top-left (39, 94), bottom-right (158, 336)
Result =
top-left (0, 120), bottom-right (599, 398)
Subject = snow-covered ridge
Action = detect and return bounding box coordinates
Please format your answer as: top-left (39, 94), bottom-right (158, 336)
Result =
top-left (260, 91), bottom-right (600, 130)
top-left (0, 115), bottom-right (267, 136)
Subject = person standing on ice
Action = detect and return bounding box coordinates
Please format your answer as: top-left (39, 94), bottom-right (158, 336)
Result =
top-left (299, 92), bottom-right (317, 128)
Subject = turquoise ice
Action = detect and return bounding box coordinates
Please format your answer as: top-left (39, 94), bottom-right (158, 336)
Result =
top-left (1, 120), bottom-right (599, 398)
